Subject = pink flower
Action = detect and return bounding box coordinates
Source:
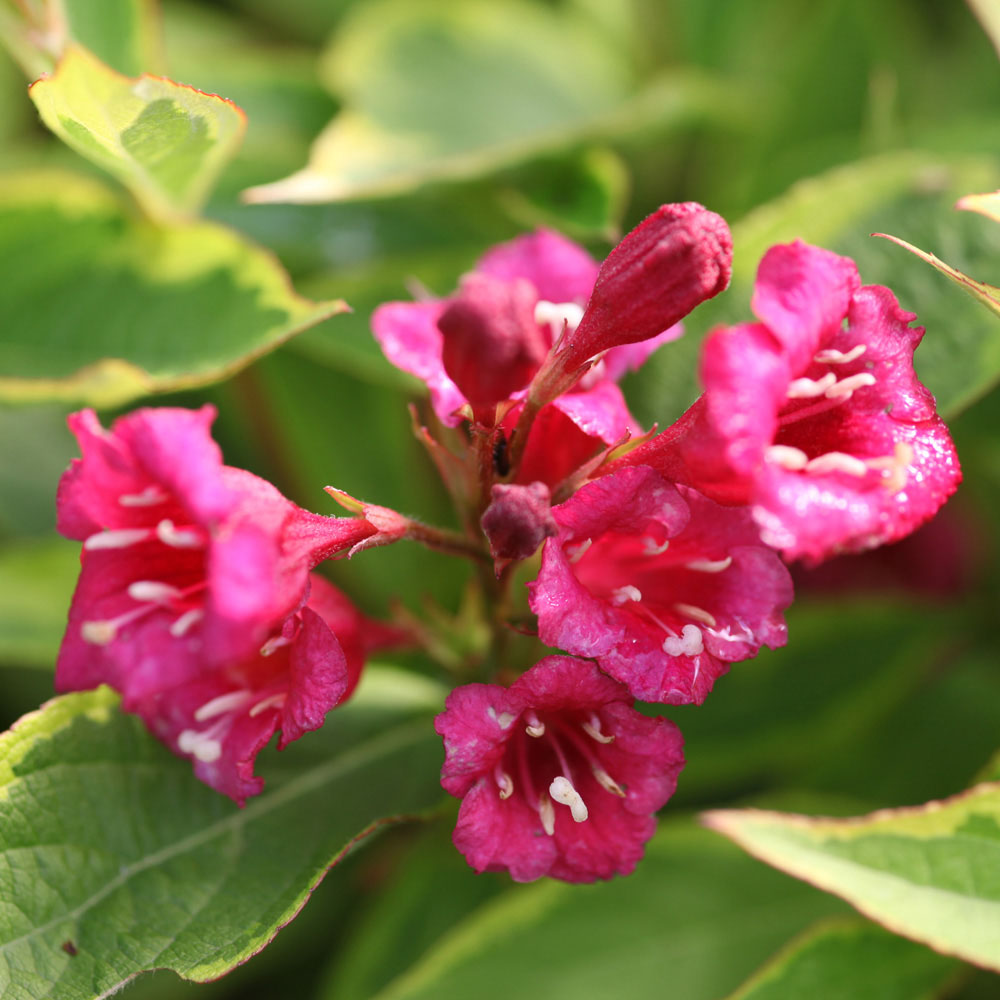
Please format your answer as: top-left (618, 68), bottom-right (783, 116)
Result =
top-left (135, 575), bottom-right (359, 805)
top-left (55, 406), bottom-right (381, 798)
top-left (615, 242), bottom-right (961, 562)
top-left (371, 226), bottom-right (690, 483)
top-left (435, 655), bottom-right (684, 883)
top-left (528, 467), bottom-right (793, 704)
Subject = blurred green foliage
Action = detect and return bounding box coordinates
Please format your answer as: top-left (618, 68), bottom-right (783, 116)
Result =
top-left (1, 0), bottom-right (999, 996)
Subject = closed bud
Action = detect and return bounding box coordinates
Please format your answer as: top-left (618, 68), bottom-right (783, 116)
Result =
top-left (438, 274), bottom-right (549, 408)
top-left (481, 481), bottom-right (557, 570)
top-left (560, 203), bottom-right (732, 370)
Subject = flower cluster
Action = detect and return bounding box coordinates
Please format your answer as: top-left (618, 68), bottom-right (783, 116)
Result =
top-left (54, 205), bottom-right (960, 879)
top-left (55, 405), bottom-right (398, 803)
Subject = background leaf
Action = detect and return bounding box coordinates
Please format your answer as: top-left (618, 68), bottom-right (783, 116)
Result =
top-left (0, 667), bottom-right (446, 999)
top-left (0, 536), bottom-right (77, 670)
top-left (244, 0), bottom-right (731, 203)
top-left (30, 45), bottom-right (245, 219)
top-left (358, 820), bottom-right (846, 1000)
top-left (704, 785), bottom-right (1000, 972)
top-left (723, 917), bottom-right (959, 1000)
top-left (0, 170), bottom-right (345, 407)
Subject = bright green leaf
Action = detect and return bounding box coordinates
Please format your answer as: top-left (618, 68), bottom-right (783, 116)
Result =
top-left (626, 152), bottom-right (1000, 428)
top-left (30, 45), bottom-right (245, 219)
top-left (724, 917), bottom-right (959, 1000)
top-left (365, 821), bottom-right (845, 1000)
top-left (0, 666), bottom-right (445, 999)
top-left (0, 536), bottom-right (77, 669)
top-left (244, 0), bottom-right (731, 203)
top-left (0, 169), bottom-right (345, 407)
top-left (704, 784), bottom-right (1000, 972)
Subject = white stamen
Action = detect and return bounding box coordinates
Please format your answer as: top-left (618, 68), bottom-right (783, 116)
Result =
top-left (156, 519), bottom-right (203, 549)
top-left (814, 344), bottom-right (866, 364)
top-left (582, 712), bottom-right (614, 744)
top-left (84, 528), bottom-right (151, 551)
top-left (593, 767), bottom-right (626, 797)
top-left (194, 690), bottom-right (252, 722)
top-left (787, 373), bottom-right (837, 398)
top-left (177, 729), bottom-right (222, 763)
top-left (662, 623), bottom-right (704, 657)
top-left (494, 765), bottom-right (514, 800)
top-left (805, 452), bottom-right (869, 477)
top-left (534, 299), bottom-right (584, 334)
top-left (539, 796), bottom-right (556, 836)
top-left (261, 634), bottom-right (292, 657)
top-left (685, 556), bottom-right (733, 574)
top-left (127, 580), bottom-right (182, 604)
top-left (549, 775), bottom-right (589, 823)
top-left (765, 445), bottom-right (809, 470)
top-left (524, 711), bottom-right (545, 738)
top-left (249, 693), bottom-right (286, 717)
top-left (825, 372), bottom-right (877, 398)
top-left (169, 608), bottom-right (203, 638)
top-left (611, 585), bottom-right (643, 605)
top-left (642, 536), bottom-right (671, 556)
top-left (81, 620), bottom-right (118, 645)
top-left (566, 538), bottom-right (592, 563)
top-left (674, 603), bottom-right (717, 627)
top-left (119, 487), bottom-right (168, 507)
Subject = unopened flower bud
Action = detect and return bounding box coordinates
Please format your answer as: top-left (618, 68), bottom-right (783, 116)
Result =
top-left (481, 481), bottom-right (557, 569)
top-left (438, 274), bottom-right (549, 408)
top-left (560, 203), bottom-right (732, 371)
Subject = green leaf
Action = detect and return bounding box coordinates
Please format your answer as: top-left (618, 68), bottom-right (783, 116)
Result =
top-left (244, 0), bottom-right (731, 203)
top-left (667, 601), bottom-right (957, 801)
top-left (0, 406), bottom-right (79, 540)
top-left (0, 666), bottom-right (446, 999)
top-left (626, 152), bottom-right (1000, 428)
top-left (363, 820), bottom-right (845, 1000)
top-left (873, 231), bottom-right (1000, 321)
top-left (704, 784), bottom-right (1000, 972)
top-left (30, 45), bottom-right (245, 219)
top-left (317, 818), bottom-right (505, 1000)
top-left (0, 536), bottom-right (77, 669)
top-left (0, 169), bottom-right (345, 407)
top-left (724, 917), bottom-right (959, 1000)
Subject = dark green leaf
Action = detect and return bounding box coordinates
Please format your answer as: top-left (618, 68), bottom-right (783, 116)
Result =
top-left (724, 917), bottom-right (959, 1000)
top-left (363, 820), bottom-right (845, 1000)
top-left (0, 667), bottom-right (445, 998)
